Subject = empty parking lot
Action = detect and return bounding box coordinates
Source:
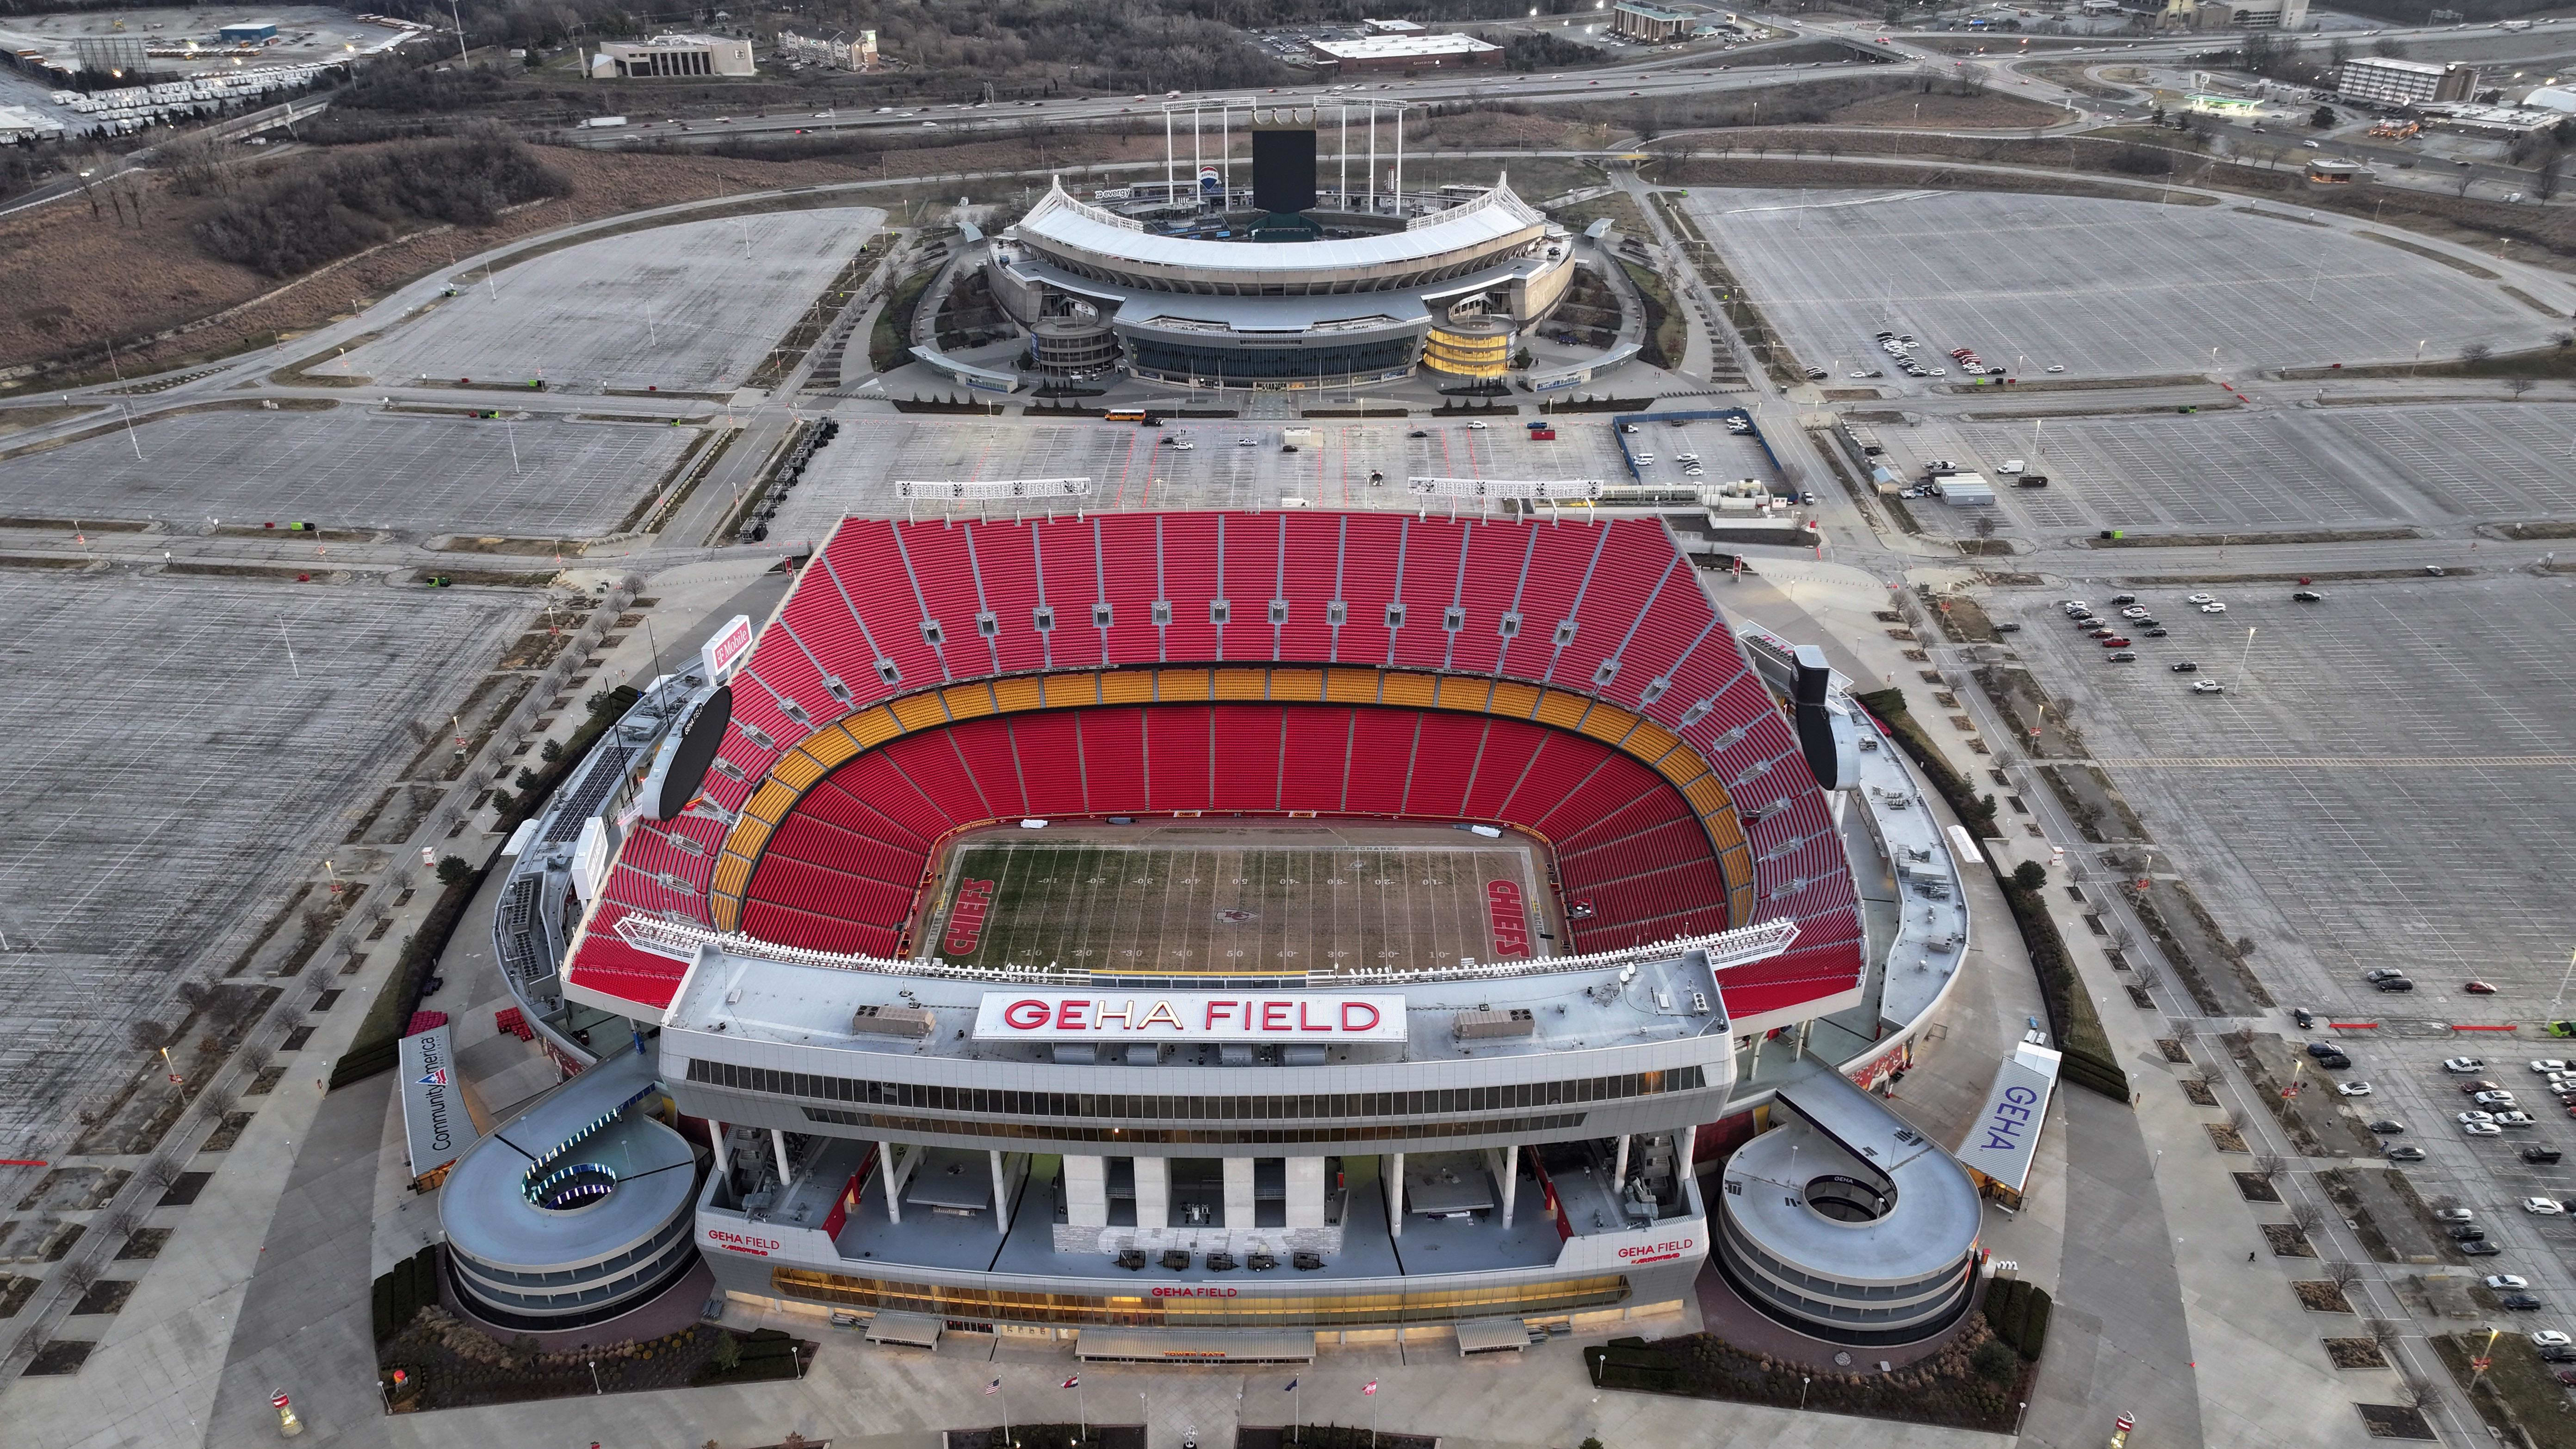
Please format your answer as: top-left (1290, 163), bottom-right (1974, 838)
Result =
top-left (0, 571), bottom-right (526, 1152)
top-left (1994, 574), bottom-right (2576, 1014)
top-left (330, 208), bottom-right (884, 394)
top-left (1690, 188), bottom-right (2563, 385)
top-left (0, 406), bottom-right (696, 536)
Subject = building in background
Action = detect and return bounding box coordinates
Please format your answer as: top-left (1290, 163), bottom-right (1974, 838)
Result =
top-left (217, 20), bottom-right (280, 44)
top-left (2336, 56), bottom-right (2477, 107)
top-left (1360, 18), bottom-right (1428, 35)
top-left (778, 28), bottom-right (876, 71)
top-left (1611, 2), bottom-right (1694, 43)
top-left (1306, 33), bottom-right (1500, 72)
top-left (591, 33), bottom-right (756, 79)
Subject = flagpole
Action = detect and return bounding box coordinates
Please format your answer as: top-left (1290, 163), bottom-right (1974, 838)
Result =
top-left (1079, 1378), bottom-right (1088, 1442)
top-left (1002, 1383), bottom-right (1013, 1448)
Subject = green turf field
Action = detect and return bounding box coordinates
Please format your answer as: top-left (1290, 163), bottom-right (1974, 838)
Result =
top-left (929, 839), bottom-right (1544, 977)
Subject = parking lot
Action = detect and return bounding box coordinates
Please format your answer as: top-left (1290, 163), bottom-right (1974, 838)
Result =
top-left (1688, 188), bottom-right (2564, 386)
top-left (0, 407), bottom-right (694, 536)
top-left (329, 209), bottom-right (882, 395)
top-left (1997, 572), bottom-right (2576, 1292)
top-left (1995, 574), bottom-right (2576, 1007)
top-left (0, 571), bottom-right (525, 1151)
top-left (1872, 403), bottom-right (2576, 536)
top-left (770, 415), bottom-right (1773, 538)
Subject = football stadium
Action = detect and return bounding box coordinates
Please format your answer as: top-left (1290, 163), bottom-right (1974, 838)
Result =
top-left (446, 508), bottom-right (1998, 1356)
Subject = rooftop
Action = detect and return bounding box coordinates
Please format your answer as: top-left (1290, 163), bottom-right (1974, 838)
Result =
top-left (1308, 34), bottom-right (1502, 60)
top-left (1015, 178), bottom-right (1544, 277)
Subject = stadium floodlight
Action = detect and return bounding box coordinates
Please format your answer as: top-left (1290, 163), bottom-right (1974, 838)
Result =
top-left (1406, 477), bottom-right (1604, 501)
top-left (894, 477), bottom-right (1092, 501)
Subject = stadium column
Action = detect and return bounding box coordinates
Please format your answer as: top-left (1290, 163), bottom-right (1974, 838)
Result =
top-left (1387, 1152), bottom-right (1405, 1239)
top-left (1486, 1144), bottom-right (1519, 1229)
top-left (772, 1129), bottom-right (793, 1186)
top-left (991, 1151), bottom-right (1011, 1237)
top-left (1065, 1154), bottom-right (1109, 1227)
top-left (1285, 1157), bottom-right (1325, 1230)
top-left (1612, 1134), bottom-right (1629, 1190)
top-left (1134, 1156), bottom-right (1171, 1231)
top-left (1222, 1157), bottom-right (1255, 1229)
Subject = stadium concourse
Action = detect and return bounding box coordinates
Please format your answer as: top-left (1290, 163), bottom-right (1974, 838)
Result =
top-left (561, 510), bottom-right (1865, 1026)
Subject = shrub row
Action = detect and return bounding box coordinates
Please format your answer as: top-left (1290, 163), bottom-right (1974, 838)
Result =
top-left (329, 867), bottom-right (486, 1088)
top-left (372, 1245), bottom-right (441, 1343)
top-left (194, 132), bottom-right (570, 279)
top-left (1984, 1278), bottom-right (2053, 1361)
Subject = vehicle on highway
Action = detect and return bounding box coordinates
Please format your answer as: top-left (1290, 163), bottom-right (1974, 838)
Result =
top-left (2192, 680), bottom-right (2224, 694)
top-left (2186, 593), bottom-right (2217, 604)
top-left (2526, 1198), bottom-right (2566, 1215)
top-left (2447, 1057), bottom-right (2487, 1073)
top-left (2336, 1082), bottom-right (2373, 1096)
top-left (2388, 1145), bottom-right (2427, 1161)
top-left (2044, 364), bottom-right (2066, 373)
top-left (2171, 662), bottom-right (2199, 673)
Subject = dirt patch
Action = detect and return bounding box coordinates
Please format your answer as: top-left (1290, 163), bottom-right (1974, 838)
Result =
top-left (2433, 1332), bottom-right (2576, 1448)
top-left (0, 1275), bottom-right (37, 1319)
top-left (2208, 1123), bottom-right (2251, 1153)
top-left (2294, 1279), bottom-right (2357, 1313)
top-left (200, 1109), bottom-right (255, 1152)
top-left (20, 1340), bottom-right (93, 1375)
top-left (2157, 1039), bottom-right (2191, 1063)
top-left (2325, 1337), bottom-right (2389, 1369)
top-left (68, 1279), bottom-right (135, 1318)
top-left (156, 1171), bottom-right (212, 1208)
top-left (2237, 1172), bottom-right (2283, 1203)
top-left (2181, 1078), bottom-right (2218, 1106)
top-left (1819, 87), bottom-right (2068, 130)
top-left (2492, 521), bottom-right (2576, 540)
top-left (2127, 873), bottom-right (2272, 1015)
top-left (2264, 1222), bottom-right (2317, 1257)
top-left (2039, 764), bottom-right (2144, 844)
top-left (2354, 1402), bottom-right (2437, 1440)
top-left (0, 405), bottom-right (102, 438)
top-left (115, 1227), bottom-right (172, 1261)
top-left (2353, 229), bottom-right (2501, 279)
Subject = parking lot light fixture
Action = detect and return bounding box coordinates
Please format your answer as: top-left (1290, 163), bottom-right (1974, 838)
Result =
top-left (2551, 947), bottom-right (2576, 1014)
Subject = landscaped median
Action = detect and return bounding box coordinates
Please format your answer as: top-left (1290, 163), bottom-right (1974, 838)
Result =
top-left (2434, 1331), bottom-right (2576, 1449)
top-left (1583, 1279), bottom-right (2047, 1431)
top-left (1854, 687), bottom-right (2129, 1102)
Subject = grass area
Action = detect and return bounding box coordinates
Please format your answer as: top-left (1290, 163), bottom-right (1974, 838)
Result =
top-left (871, 264), bottom-right (941, 373)
top-left (936, 840), bottom-right (1530, 975)
top-left (1616, 259), bottom-right (1684, 372)
top-left (1549, 189), bottom-right (1649, 237)
top-left (2434, 1332), bottom-right (2576, 1449)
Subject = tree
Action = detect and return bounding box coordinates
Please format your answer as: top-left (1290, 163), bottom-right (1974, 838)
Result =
top-left (2310, 105), bottom-right (2336, 130)
top-left (2509, 376), bottom-right (2536, 398)
top-left (2329, 37), bottom-right (2353, 68)
top-left (2327, 1259), bottom-right (2362, 1287)
top-left (2461, 341), bottom-right (2493, 365)
top-left (712, 1330), bottom-right (742, 1373)
top-left (2012, 860), bottom-right (2049, 892)
top-left (436, 855), bottom-right (473, 885)
top-left (126, 1021), bottom-right (171, 1053)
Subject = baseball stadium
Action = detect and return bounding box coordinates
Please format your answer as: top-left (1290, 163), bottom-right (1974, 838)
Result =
top-left (444, 508), bottom-right (2000, 1358)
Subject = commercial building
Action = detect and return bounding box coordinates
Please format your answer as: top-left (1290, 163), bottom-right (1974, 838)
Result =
top-left (217, 20), bottom-right (279, 43)
top-left (2336, 56), bottom-right (2477, 108)
top-left (590, 33), bottom-right (756, 79)
top-left (1361, 18), bottom-right (1428, 35)
top-left (1611, 3), bottom-right (1694, 43)
top-left (1306, 33), bottom-right (1501, 72)
top-left (776, 28), bottom-right (876, 71)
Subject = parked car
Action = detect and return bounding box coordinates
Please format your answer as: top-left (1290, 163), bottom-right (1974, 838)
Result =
top-left (2318, 1053), bottom-right (2353, 1069)
top-left (2461, 1111), bottom-right (2499, 1125)
top-left (2465, 981), bottom-right (2499, 994)
top-left (2192, 681), bottom-right (2225, 694)
top-left (2108, 650), bottom-right (2138, 662)
top-left (2533, 1061), bottom-right (2569, 1074)
top-left (2446, 1057), bottom-right (2488, 1073)
top-left (2377, 977), bottom-right (2416, 992)
top-left (2336, 1082), bottom-right (2373, 1096)
top-left (2463, 1080), bottom-right (2504, 1094)
top-left (2369, 1120), bottom-right (2407, 1134)
top-left (2185, 593), bottom-right (2217, 604)
top-left (2533, 1331), bottom-right (2574, 1350)
top-left (2451, 1225), bottom-right (2489, 1241)
top-left (2525, 1197), bottom-right (2565, 1216)
top-left (2465, 1121), bottom-right (2506, 1136)
top-left (2466, 1240), bottom-right (2503, 1255)
top-left (2387, 1146), bottom-right (2428, 1161)
top-left (2488, 1276), bottom-right (2532, 1291)
top-left (2436, 1208), bottom-right (2476, 1223)
top-left (2308, 1042), bottom-right (2346, 1059)
top-left (2200, 602), bottom-right (2229, 614)
top-left (2292, 590), bottom-right (2324, 602)
top-left (2172, 662), bottom-right (2199, 673)
top-left (2474, 1091), bottom-right (2519, 1107)
top-left (2506, 1294), bottom-right (2546, 1311)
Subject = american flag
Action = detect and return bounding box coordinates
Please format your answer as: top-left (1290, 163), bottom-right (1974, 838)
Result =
top-left (986, 1378), bottom-right (1002, 1395)
top-left (1363, 1381), bottom-right (1378, 1396)
top-left (1062, 1376), bottom-right (1081, 1389)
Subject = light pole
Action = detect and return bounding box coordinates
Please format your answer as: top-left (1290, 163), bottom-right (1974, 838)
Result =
top-left (2549, 947), bottom-right (2576, 1016)
top-left (2237, 625), bottom-right (2257, 687)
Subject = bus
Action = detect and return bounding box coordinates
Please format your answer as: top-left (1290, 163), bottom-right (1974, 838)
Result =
top-left (1103, 408), bottom-right (1149, 423)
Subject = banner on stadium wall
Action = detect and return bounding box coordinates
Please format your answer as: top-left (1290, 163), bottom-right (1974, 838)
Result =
top-left (973, 991), bottom-right (1408, 1043)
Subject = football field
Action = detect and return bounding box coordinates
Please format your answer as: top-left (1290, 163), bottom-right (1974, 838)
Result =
top-left (929, 837), bottom-right (1548, 978)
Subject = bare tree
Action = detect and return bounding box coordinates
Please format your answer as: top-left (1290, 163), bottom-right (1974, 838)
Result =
top-left (2368, 1318), bottom-right (2403, 1349)
top-left (2327, 1259), bottom-right (2362, 1287)
top-left (2462, 341), bottom-right (2494, 365)
top-left (2508, 376), bottom-right (2536, 399)
top-left (194, 1087), bottom-right (235, 1122)
top-left (56, 1260), bottom-right (101, 1297)
top-left (141, 1159), bottom-right (181, 1193)
top-left (125, 1021), bottom-right (172, 1053)
top-left (98, 1211), bottom-right (135, 1246)
top-left (2401, 1373), bottom-right (2439, 1410)
top-left (2292, 1201), bottom-right (2324, 1233)
top-left (2254, 1152), bottom-right (2286, 1180)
